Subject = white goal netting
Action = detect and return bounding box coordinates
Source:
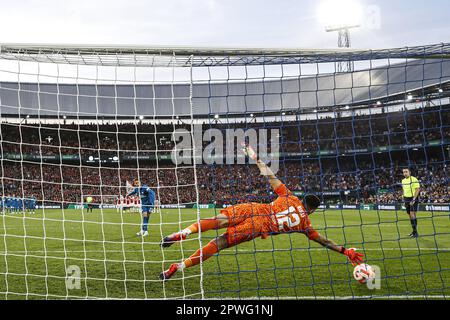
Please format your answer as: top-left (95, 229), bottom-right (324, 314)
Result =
top-left (0, 45), bottom-right (204, 299)
top-left (0, 44), bottom-right (449, 300)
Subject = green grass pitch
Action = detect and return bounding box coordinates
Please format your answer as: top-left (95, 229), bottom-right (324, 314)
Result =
top-left (0, 208), bottom-right (448, 299)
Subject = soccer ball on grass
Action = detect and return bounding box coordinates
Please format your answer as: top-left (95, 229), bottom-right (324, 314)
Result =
top-left (353, 263), bottom-right (375, 284)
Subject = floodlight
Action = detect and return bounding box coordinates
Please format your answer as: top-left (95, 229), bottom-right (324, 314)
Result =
top-left (318, 0), bottom-right (363, 29)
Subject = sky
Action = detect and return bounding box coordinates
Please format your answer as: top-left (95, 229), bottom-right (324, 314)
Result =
top-left (0, 0), bottom-right (449, 49)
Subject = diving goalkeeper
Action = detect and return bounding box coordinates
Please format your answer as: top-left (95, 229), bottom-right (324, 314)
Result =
top-left (159, 145), bottom-right (364, 281)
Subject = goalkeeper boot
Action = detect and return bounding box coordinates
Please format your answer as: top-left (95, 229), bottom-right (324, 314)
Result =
top-left (137, 230), bottom-right (149, 237)
top-left (161, 232), bottom-right (186, 248)
top-left (159, 263), bottom-right (178, 281)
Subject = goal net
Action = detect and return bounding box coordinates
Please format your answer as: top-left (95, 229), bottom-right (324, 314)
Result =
top-left (0, 43), bottom-right (449, 299)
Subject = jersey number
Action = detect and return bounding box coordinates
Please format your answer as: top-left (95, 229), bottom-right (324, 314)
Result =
top-left (276, 207), bottom-right (301, 231)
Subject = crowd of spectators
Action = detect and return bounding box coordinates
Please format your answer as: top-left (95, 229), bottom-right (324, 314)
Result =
top-left (0, 105), bottom-right (448, 206)
top-left (0, 158), bottom-right (448, 206)
top-left (0, 105), bottom-right (448, 159)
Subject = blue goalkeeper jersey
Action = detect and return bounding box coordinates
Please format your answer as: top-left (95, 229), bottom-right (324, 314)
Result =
top-left (127, 185), bottom-right (156, 206)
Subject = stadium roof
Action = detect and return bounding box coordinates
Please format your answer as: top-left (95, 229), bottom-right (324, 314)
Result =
top-left (0, 43), bottom-right (450, 117)
top-left (1, 43), bottom-right (449, 67)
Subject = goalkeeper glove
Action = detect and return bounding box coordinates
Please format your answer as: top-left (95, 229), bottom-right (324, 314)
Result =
top-left (342, 247), bottom-right (364, 266)
top-left (242, 144), bottom-right (257, 161)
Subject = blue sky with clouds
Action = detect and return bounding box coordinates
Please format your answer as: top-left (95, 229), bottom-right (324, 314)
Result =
top-left (0, 0), bottom-right (449, 49)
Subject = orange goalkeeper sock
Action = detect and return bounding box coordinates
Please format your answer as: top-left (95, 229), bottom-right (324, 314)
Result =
top-left (182, 241), bottom-right (219, 269)
top-left (185, 218), bottom-right (221, 235)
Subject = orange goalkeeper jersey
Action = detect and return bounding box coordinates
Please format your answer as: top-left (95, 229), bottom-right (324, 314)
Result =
top-left (266, 184), bottom-right (319, 240)
top-left (222, 183), bottom-right (319, 241)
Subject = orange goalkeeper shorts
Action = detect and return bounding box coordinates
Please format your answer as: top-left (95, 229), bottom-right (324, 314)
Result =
top-left (220, 203), bottom-right (273, 247)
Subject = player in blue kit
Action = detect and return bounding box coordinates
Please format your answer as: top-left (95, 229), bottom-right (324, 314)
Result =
top-left (8, 196), bottom-right (14, 213)
top-left (24, 196), bottom-right (33, 214)
top-left (4, 196), bottom-right (11, 213)
top-left (18, 197), bottom-right (24, 213)
top-left (29, 195), bottom-right (37, 214)
top-left (11, 196), bottom-right (19, 214)
top-left (127, 179), bottom-right (156, 237)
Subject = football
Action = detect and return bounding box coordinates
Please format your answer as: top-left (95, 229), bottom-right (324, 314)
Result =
top-left (353, 264), bottom-right (376, 284)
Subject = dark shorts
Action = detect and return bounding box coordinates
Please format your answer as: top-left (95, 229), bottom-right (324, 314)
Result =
top-left (141, 204), bottom-right (153, 213)
top-left (404, 197), bottom-right (418, 214)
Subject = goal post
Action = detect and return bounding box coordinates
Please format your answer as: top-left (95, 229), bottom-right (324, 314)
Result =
top-left (0, 43), bottom-right (449, 299)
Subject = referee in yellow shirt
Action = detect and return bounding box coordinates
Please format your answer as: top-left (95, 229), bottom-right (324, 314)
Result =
top-left (401, 168), bottom-right (420, 238)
